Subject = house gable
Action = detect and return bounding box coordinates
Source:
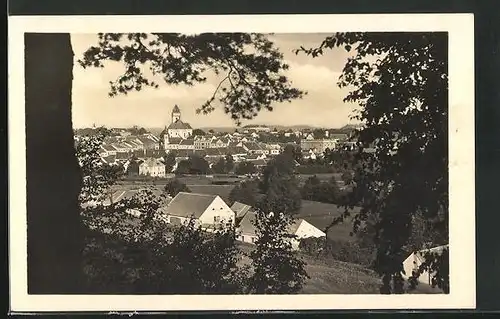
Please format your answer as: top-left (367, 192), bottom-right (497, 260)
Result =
top-left (198, 196), bottom-right (235, 226)
top-left (293, 219), bottom-right (326, 239)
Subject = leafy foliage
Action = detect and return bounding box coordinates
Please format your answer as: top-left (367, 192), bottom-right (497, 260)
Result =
top-left (82, 192), bottom-right (246, 294)
top-left (297, 32), bottom-right (448, 293)
top-left (283, 144), bottom-right (303, 164)
top-left (248, 210), bottom-right (309, 293)
top-left (299, 237), bottom-right (375, 267)
top-left (212, 158), bottom-right (227, 174)
top-left (225, 154), bottom-right (235, 173)
top-left (175, 154), bottom-right (211, 175)
top-left (164, 178), bottom-right (191, 197)
top-left (164, 151), bottom-right (177, 173)
top-left (79, 33), bottom-right (305, 125)
top-left (234, 161), bottom-right (257, 175)
top-left (407, 247), bottom-right (449, 294)
top-left (259, 152), bottom-right (302, 216)
top-left (127, 125), bottom-right (149, 135)
top-left (75, 133), bottom-right (124, 205)
top-left (192, 128), bottom-right (206, 136)
top-left (76, 133), bottom-right (246, 294)
top-left (228, 179), bottom-right (260, 207)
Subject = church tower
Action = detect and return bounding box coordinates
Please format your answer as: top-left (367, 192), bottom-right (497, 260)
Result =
top-left (172, 105), bottom-right (181, 123)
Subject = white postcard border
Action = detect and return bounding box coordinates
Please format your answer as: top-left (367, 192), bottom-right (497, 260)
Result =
top-left (8, 13), bottom-right (475, 311)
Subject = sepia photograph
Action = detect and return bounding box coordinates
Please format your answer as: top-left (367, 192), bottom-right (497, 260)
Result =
top-left (9, 14), bottom-right (475, 312)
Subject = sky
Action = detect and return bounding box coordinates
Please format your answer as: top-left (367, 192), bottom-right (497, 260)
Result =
top-left (70, 33), bottom-right (360, 129)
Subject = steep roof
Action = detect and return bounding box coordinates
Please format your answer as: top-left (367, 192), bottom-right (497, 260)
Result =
top-left (243, 141), bottom-right (262, 150)
top-left (168, 120), bottom-right (192, 130)
top-left (247, 159), bottom-right (267, 166)
top-left (231, 201), bottom-right (253, 218)
top-left (168, 137), bottom-right (183, 145)
top-left (166, 192), bottom-right (219, 218)
top-left (179, 139), bottom-right (195, 145)
top-left (227, 146), bottom-right (247, 155)
top-left (172, 105), bottom-right (180, 113)
top-left (237, 211), bottom-right (258, 236)
top-left (204, 147), bottom-right (228, 156)
top-left (171, 149), bottom-right (198, 158)
top-left (102, 188), bottom-right (167, 206)
top-left (237, 211), bottom-right (303, 236)
top-left (140, 158), bottom-right (164, 167)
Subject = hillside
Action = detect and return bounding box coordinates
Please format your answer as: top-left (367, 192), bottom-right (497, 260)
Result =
top-left (237, 243), bottom-right (442, 294)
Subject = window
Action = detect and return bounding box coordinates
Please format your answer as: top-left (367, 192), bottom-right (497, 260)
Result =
top-left (214, 216), bottom-right (221, 223)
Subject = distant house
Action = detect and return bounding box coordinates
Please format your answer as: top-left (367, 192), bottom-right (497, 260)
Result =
top-left (242, 141), bottom-right (266, 154)
top-left (210, 138), bottom-right (227, 148)
top-left (164, 137), bottom-right (183, 150)
top-left (136, 135), bottom-right (160, 150)
top-left (164, 192), bottom-right (235, 229)
top-left (204, 147), bottom-right (228, 159)
top-left (139, 158), bottom-right (166, 177)
top-left (194, 137), bottom-right (211, 150)
top-left (246, 158), bottom-right (268, 169)
top-left (100, 144), bottom-right (118, 156)
top-left (227, 146), bottom-right (248, 162)
top-left (300, 138), bottom-right (337, 154)
top-left (266, 143), bottom-right (281, 155)
top-left (246, 153), bottom-right (266, 161)
top-left (401, 245), bottom-right (449, 287)
top-left (177, 138), bottom-right (195, 150)
top-left (100, 188), bottom-right (168, 218)
top-left (235, 211), bottom-right (326, 249)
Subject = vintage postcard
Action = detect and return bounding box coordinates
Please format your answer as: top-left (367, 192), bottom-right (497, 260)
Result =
top-left (8, 14), bottom-right (475, 312)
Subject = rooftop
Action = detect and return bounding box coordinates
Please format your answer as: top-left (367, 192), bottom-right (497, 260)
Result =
top-left (168, 120), bottom-right (192, 130)
top-left (166, 192), bottom-right (220, 219)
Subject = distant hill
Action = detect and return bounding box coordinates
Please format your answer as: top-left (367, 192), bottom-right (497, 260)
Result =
top-left (124, 124), bottom-right (362, 136)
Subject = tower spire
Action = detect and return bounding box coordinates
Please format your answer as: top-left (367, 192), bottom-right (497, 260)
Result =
top-left (171, 105), bottom-right (181, 123)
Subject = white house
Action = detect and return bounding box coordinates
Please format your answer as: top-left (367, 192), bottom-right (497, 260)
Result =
top-left (401, 245), bottom-right (449, 287)
top-left (289, 219), bottom-right (326, 250)
top-left (139, 158), bottom-right (166, 177)
top-left (164, 192), bottom-right (235, 230)
top-left (235, 210), bottom-right (326, 250)
top-left (266, 143), bottom-right (281, 155)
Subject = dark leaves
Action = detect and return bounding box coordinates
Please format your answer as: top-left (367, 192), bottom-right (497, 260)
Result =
top-left (297, 32), bottom-right (448, 293)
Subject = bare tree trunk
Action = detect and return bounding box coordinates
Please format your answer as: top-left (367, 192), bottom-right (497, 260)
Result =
top-left (25, 33), bottom-right (83, 293)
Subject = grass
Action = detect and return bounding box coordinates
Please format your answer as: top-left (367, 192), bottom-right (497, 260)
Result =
top-left (236, 243), bottom-right (443, 294)
top-left (188, 185), bottom-right (235, 202)
top-left (296, 200), bottom-right (358, 242)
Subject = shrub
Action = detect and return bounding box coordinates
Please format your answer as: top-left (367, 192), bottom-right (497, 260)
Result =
top-left (299, 237), bottom-right (375, 267)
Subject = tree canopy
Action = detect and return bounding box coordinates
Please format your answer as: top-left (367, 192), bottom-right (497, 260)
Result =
top-left (164, 178), bottom-right (191, 197)
top-left (79, 33), bottom-right (306, 125)
top-left (258, 152), bottom-right (302, 216)
top-left (297, 32), bottom-right (448, 293)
